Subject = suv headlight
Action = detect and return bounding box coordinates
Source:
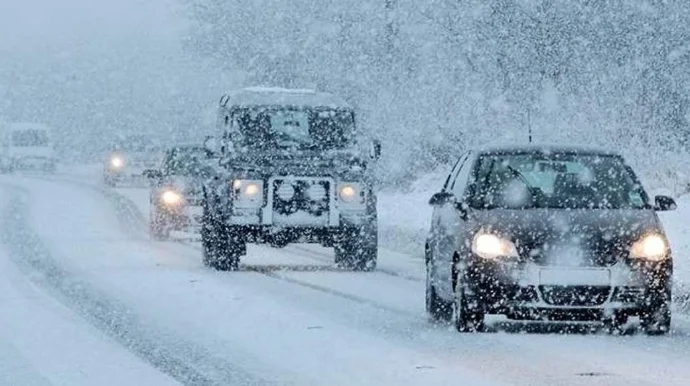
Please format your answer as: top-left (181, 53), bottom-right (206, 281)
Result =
top-left (630, 234), bottom-right (668, 261)
top-left (472, 233), bottom-right (518, 259)
top-left (232, 179), bottom-right (264, 208)
top-left (338, 182), bottom-right (364, 205)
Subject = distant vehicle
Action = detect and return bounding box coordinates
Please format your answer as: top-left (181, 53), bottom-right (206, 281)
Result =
top-left (425, 145), bottom-right (675, 335)
top-left (143, 144), bottom-right (215, 240)
top-left (103, 134), bottom-right (163, 187)
top-left (201, 86), bottom-right (381, 271)
top-left (0, 122), bottom-right (57, 172)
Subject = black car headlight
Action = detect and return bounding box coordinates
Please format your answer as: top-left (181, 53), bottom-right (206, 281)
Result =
top-left (471, 233), bottom-right (518, 260)
top-left (629, 234), bottom-right (668, 261)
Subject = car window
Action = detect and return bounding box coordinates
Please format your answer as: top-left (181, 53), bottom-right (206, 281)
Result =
top-left (450, 152), bottom-right (474, 198)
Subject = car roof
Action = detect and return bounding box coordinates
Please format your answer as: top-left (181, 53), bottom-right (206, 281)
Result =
top-left (221, 86), bottom-right (353, 110)
top-left (470, 143), bottom-right (621, 157)
top-left (8, 122), bottom-right (51, 131)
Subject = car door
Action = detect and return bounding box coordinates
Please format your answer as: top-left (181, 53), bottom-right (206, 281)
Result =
top-left (432, 152), bottom-right (475, 300)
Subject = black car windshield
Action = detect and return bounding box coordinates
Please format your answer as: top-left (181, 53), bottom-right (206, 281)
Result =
top-left (12, 130), bottom-right (49, 147)
top-left (232, 107), bottom-right (355, 150)
top-left (165, 148), bottom-right (210, 175)
top-left (470, 152), bottom-right (650, 210)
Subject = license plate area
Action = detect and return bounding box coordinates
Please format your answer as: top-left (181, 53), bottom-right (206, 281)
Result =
top-left (539, 268), bottom-right (610, 286)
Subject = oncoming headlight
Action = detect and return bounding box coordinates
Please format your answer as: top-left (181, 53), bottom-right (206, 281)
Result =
top-left (338, 183), bottom-right (363, 203)
top-left (110, 156), bottom-right (124, 169)
top-left (232, 179), bottom-right (264, 207)
top-left (161, 190), bottom-right (182, 205)
top-left (471, 233), bottom-right (518, 259)
top-left (630, 234), bottom-right (668, 261)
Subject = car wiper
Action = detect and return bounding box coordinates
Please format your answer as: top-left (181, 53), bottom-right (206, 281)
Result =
top-left (505, 165), bottom-right (540, 206)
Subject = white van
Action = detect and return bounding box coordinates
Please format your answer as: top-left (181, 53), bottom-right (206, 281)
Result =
top-left (0, 123), bottom-right (57, 172)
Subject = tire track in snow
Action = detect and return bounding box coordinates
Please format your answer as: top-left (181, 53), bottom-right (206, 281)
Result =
top-left (0, 183), bottom-right (273, 386)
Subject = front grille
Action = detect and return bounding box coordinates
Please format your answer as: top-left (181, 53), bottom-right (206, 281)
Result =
top-left (272, 179), bottom-right (330, 216)
top-left (539, 286), bottom-right (611, 306)
top-left (611, 287), bottom-right (646, 303)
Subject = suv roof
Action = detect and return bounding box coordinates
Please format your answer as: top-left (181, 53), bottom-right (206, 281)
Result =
top-left (221, 87), bottom-right (353, 110)
top-left (471, 143), bottom-right (619, 157)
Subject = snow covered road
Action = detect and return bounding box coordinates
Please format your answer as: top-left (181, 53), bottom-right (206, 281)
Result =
top-left (4, 173), bottom-right (690, 385)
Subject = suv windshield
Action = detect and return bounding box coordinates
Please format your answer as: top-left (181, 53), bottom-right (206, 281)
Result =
top-left (164, 147), bottom-right (211, 175)
top-left (232, 107), bottom-right (355, 150)
top-left (470, 152), bottom-right (649, 210)
top-left (12, 130), bottom-right (49, 147)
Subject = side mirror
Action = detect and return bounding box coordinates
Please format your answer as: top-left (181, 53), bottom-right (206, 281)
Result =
top-left (429, 191), bottom-right (454, 206)
top-left (143, 169), bottom-right (162, 179)
top-left (204, 135), bottom-right (220, 155)
top-left (654, 195), bottom-right (677, 211)
top-left (370, 139), bottom-right (382, 160)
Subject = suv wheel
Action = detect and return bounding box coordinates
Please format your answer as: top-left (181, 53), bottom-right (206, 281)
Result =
top-left (334, 226), bottom-right (377, 271)
top-left (425, 254), bottom-right (452, 322)
top-left (201, 203), bottom-right (244, 271)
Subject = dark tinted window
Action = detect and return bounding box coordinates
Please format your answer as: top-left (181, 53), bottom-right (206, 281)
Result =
top-left (12, 130), bottom-right (49, 147)
top-left (232, 107), bottom-right (355, 150)
top-left (469, 152), bottom-right (649, 210)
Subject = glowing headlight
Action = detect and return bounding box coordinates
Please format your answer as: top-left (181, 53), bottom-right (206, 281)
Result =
top-left (110, 156), bottom-right (124, 168)
top-left (232, 179), bottom-right (264, 208)
top-left (630, 234), bottom-right (668, 261)
top-left (161, 190), bottom-right (182, 205)
top-left (471, 233), bottom-right (518, 259)
top-left (338, 183), bottom-right (359, 202)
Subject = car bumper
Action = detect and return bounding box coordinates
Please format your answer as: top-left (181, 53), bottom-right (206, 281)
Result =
top-left (158, 205), bottom-right (203, 230)
top-left (465, 258), bottom-right (671, 320)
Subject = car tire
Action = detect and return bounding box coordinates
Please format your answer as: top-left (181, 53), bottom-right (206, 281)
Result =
top-left (641, 292), bottom-right (671, 335)
top-left (334, 225), bottom-right (377, 271)
top-left (603, 312), bottom-right (628, 334)
top-left (149, 211), bottom-right (170, 241)
top-left (454, 274), bottom-right (485, 333)
top-left (425, 256), bottom-right (453, 322)
top-left (201, 201), bottom-right (243, 271)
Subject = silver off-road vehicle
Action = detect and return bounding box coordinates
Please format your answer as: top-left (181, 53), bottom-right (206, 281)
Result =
top-left (201, 87), bottom-right (381, 271)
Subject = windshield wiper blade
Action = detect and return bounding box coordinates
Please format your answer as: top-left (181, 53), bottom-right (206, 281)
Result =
top-left (506, 165), bottom-right (539, 205)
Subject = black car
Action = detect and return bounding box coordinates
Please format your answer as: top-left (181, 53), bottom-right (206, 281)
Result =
top-left (144, 144), bottom-right (215, 240)
top-left (425, 145), bottom-right (676, 334)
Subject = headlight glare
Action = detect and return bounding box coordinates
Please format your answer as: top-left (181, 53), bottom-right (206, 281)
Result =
top-left (472, 233), bottom-right (518, 259)
top-left (232, 179), bottom-right (264, 208)
top-left (110, 156), bottom-right (124, 168)
top-left (338, 183), bottom-right (359, 203)
top-left (630, 234), bottom-right (668, 261)
top-left (161, 190), bottom-right (182, 205)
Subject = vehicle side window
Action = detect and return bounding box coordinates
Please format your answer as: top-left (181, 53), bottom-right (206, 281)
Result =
top-left (161, 151), bottom-right (175, 174)
top-left (450, 152), bottom-right (474, 198)
top-left (443, 153), bottom-right (468, 191)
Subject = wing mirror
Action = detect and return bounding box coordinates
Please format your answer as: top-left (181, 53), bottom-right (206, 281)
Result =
top-left (369, 139), bottom-right (382, 160)
top-left (142, 169), bottom-right (163, 179)
top-left (204, 135), bottom-right (220, 155)
top-left (654, 195), bottom-right (677, 211)
top-left (429, 191), bottom-right (454, 206)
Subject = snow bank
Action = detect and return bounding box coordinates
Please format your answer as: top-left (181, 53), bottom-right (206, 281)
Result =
top-left (376, 171), bottom-right (447, 257)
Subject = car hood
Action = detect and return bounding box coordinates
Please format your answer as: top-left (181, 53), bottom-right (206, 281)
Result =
top-left (469, 208), bottom-right (664, 266)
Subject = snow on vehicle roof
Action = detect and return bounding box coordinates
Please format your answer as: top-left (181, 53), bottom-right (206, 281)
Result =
top-left (8, 122), bottom-right (52, 131)
top-left (222, 86), bottom-right (353, 109)
top-left (472, 142), bottom-right (620, 156)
